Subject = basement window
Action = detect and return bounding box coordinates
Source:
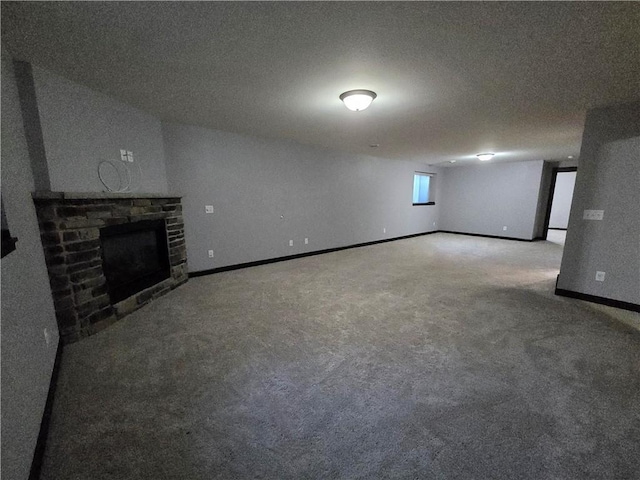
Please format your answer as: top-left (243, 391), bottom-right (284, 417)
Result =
top-left (413, 172), bottom-right (435, 205)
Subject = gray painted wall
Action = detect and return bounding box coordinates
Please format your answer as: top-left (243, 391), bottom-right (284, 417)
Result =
top-left (439, 161), bottom-right (545, 240)
top-left (13, 61), bottom-right (51, 191)
top-left (559, 159), bottom-right (579, 169)
top-left (558, 102), bottom-right (640, 305)
top-left (549, 171), bottom-right (576, 229)
top-left (162, 123), bottom-right (441, 272)
top-left (1, 53), bottom-right (60, 480)
top-left (31, 65), bottom-right (168, 194)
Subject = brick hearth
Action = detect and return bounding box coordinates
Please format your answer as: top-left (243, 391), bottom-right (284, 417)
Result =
top-left (33, 192), bottom-right (188, 343)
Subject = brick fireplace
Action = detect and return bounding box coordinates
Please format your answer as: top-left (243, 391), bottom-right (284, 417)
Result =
top-left (33, 192), bottom-right (188, 344)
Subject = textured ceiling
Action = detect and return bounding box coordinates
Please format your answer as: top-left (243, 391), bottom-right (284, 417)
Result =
top-left (2, 2), bottom-right (639, 166)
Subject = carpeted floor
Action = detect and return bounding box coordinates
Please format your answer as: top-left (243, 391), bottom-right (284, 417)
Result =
top-left (40, 233), bottom-right (640, 479)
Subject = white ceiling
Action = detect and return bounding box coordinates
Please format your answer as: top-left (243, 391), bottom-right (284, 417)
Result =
top-left (2, 2), bottom-right (639, 166)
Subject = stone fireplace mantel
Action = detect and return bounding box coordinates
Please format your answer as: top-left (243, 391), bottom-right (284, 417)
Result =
top-left (33, 192), bottom-right (188, 343)
top-left (33, 191), bottom-right (183, 200)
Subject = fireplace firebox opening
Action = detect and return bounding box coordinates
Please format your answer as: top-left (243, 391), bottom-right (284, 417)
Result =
top-left (100, 219), bottom-right (171, 304)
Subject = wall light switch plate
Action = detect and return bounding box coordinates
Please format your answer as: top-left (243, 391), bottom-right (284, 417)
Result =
top-left (383, 227), bottom-right (386, 233)
top-left (205, 205), bottom-right (214, 214)
top-left (304, 238), bottom-right (308, 244)
top-left (595, 271), bottom-right (605, 282)
top-left (583, 210), bottom-right (604, 220)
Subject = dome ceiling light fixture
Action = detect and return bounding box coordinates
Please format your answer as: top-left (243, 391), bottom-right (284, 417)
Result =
top-left (340, 89), bottom-right (377, 111)
top-left (476, 152), bottom-right (495, 161)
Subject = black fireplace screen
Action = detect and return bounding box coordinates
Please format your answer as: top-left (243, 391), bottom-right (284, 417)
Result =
top-left (100, 219), bottom-right (170, 303)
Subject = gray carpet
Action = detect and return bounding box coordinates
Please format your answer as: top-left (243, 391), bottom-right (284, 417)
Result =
top-left (41, 233), bottom-right (640, 479)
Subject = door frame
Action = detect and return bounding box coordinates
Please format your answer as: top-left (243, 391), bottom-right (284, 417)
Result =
top-left (541, 166), bottom-right (577, 240)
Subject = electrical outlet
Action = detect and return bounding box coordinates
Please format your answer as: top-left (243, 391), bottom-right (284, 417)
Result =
top-left (583, 210), bottom-right (604, 221)
top-left (289, 240), bottom-right (294, 247)
top-left (304, 238), bottom-right (308, 244)
top-left (503, 226), bottom-right (508, 231)
top-left (120, 150), bottom-right (134, 162)
top-left (383, 227), bottom-right (386, 234)
top-left (205, 205), bottom-right (214, 214)
top-left (595, 271), bottom-right (605, 282)
top-left (208, 250), bottom-right (214, 258)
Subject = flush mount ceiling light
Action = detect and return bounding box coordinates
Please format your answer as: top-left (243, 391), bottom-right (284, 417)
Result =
top-left (476, 153), bottom-right (495, 161)
top-left (340, 89), bottom-right (377, 111)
